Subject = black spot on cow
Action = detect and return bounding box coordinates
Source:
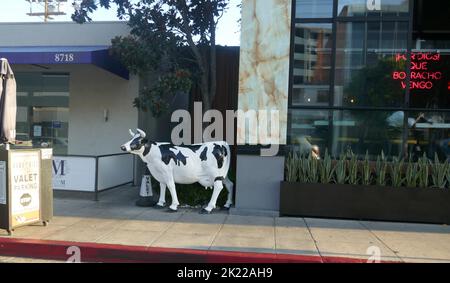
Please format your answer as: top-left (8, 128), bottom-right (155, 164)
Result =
top-left (212, 144), bottom-right (227, 169)
top-left (200, 147), bottom-right (208, 161)
top-left (176, 152), bottom-right (188, 166)
top-left (159, 145), bottom-right (188, 166)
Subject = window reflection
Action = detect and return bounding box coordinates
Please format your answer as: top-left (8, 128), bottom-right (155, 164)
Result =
top-left (15, 72), bottom-right (70, 155)
top-left (334, 21), bottom-right (408, 107)
top-left (296, 0), bottom-right (333, 19)
top-left (293, 23), bottom-right (333, 106)
top-left (337, 0), bottom-right (409, 17)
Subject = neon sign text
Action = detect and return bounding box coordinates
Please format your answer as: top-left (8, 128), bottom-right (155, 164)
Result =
top-left (392, 52), bottom-right (443, 90)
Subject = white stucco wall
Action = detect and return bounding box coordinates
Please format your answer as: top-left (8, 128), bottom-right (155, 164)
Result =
top-left (68, 65), bottom-right (139, 155)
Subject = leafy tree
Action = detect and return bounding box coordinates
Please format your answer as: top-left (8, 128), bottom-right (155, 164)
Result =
top-left (72, 0), bottom-right (230, 115)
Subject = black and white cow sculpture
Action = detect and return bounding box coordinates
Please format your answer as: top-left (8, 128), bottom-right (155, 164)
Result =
top-left (121, 129), bottom-right (234, 213)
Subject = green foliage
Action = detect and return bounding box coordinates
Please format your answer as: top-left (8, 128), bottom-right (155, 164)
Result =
top-left (285, 152), bottom-right (298, 182)
top-left (348, 151), bottom-right (359, 185)
top-left (390, 156), bottom-right (405, 188)
top-left (417, 153), bottom-right (430, 188)
top-left (307, 154), bottom-right (320, 184)
top-left (335, 153), bottom-right (348, 185)
top-left (431, 154), bottom-right (449, 189)
top-left (362, 151), bottom-right (372, 186)
top-left (298, 154), bottom-right (309, 184)
top-left (73, 0), bottom-right (230, 111)
top-left (405, 158), bottom-right (419, 188)
top-left (133, 70), bottom-right (192, 117)
top-left (375, 151), bottom-right (387, 186)
top-left (319, 149), bottom-right (335, 184)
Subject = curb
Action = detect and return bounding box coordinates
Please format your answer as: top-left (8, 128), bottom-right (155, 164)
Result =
top-left (0, 238), bottom-right (392, 263)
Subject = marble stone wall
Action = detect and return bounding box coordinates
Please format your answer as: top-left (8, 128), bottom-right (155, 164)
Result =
top-left (237, 0), bottom-right (292, 146)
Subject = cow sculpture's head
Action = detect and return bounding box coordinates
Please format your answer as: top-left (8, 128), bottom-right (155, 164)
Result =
top-left (121, 129), bottom-right (148, 154)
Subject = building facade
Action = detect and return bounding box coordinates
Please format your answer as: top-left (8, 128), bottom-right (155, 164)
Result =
top-left (234, 0), bottom-right (450, 214)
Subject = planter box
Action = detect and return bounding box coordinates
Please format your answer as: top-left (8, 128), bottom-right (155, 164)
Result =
top-left (280, 182), bottom-right (450, 225)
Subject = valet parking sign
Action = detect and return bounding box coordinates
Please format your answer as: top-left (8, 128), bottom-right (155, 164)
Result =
top-left (10, 151), bottom-right (41, 227)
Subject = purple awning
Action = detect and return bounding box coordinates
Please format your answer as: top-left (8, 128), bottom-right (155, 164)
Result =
top-left (0, 46), bottom-right (129, 80)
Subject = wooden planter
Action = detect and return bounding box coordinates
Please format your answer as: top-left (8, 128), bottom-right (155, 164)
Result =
top-left (280, 182), bottom-right (450, 225)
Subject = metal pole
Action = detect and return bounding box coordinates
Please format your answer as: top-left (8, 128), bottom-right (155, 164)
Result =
top-left (44, 0), bottom-right (48, 22)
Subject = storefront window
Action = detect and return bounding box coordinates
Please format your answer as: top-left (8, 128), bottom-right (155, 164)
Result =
top-left (290, 0), bottom-right (449, 160)
top-left (293, 23), bottom-right (333, 106)
top-left (296, 0), bottom-right (334, 19)
top-left (332, 110), bottom-right (403, 157)
top-left (15, 72), bottom-right (69, 155)
top-left (337, 0), bottom-right (409, 17)
top-left (334, 21), bottom-right (408, 107)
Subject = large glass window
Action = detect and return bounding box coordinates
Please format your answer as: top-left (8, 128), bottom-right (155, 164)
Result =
top-left (296, 0), bottom-right (334, 19)
top-left (337, 0), bottom-right (409, 18)
top-left (293, 23), bottom-right (333, 106)
top-left (334, 21), bottom-right (408, 107)
top-left (15, 72), bottom-right (69, 155)
top-left (290, 0), bottom-right (450, 160)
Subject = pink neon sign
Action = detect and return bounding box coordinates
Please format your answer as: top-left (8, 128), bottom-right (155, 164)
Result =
top-left (392, 53), bottom-right (443, 90)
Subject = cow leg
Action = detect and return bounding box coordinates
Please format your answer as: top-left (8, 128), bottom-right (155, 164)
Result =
top-left (203, 180), bottom-right (224, 213)
top-left (157, 183), bottom-right (166, 207)
top-left (223, 177), bottom-right (234, 209)
top-left (167, 182), bottom-right (180, 212)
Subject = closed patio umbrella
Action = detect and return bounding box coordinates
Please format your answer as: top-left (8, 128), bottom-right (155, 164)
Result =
top-left (0, 58), bottom-right (17, 145)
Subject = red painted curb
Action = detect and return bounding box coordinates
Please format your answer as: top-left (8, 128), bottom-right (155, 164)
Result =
top-left (0, 238), bottom-right (395, 263)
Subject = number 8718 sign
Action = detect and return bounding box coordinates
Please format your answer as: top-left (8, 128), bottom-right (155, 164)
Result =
top-left (54, 53), bottom-right (75, 63)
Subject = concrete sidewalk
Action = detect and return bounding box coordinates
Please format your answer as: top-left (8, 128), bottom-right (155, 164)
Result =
top-left (1, 185), bottom-right (450, 263)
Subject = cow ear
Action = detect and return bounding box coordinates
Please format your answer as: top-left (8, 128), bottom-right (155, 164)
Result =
top-left (129, 129), bottom-right (135, 137)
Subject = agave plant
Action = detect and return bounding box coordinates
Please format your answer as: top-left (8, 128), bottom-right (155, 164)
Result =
top-left (390, 156), bottom-right (405, 188)
top-left (348, 150), bottom-right (359, 185)
top-left (285, 152), bottom-right (299, 182)
top-left (298, 153), bottom-right (309, 183)
top-left (307, 153), bottom-right (320, 184)
top-left (417, 153), bottom-right (430, 188)
top-left (335, 153), bottom-right (348, 184)
top-left (376, 151), bottom-right (387, 186)
top-left (431, 154), bottom-right (449, 189)
top-left (362, 151), bottom-right (372, 186)
top-left (319, 149), bottom-right (335, 184)
top-left (405, 158), bottom-right (419, 188)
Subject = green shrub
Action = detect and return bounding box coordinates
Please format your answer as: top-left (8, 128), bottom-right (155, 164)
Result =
top-left (405, 158), bottom-right (419, 188)
top-left (335, 153), bottom-right (348, 185)
top-left (362, 151), bottom-right (372, 186)
top-left (390, 156), bottom-right (405, 188)
top-left (418, 153), bottom-right (430, 188)
top-left (348, 151), bottom-right (359, 185)
top-left (307, 153), bottom-right (320, 184)
top-left (431, 154), bottom-right (449, 189)
top-left (286, 152), bottom-right (298, 182)
top-left (375, 151), bottom-right (387, 186)
top-left (319, 149), bottom-right (335, 184)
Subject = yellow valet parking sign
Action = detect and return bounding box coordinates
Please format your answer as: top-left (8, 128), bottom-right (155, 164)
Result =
top-left (10, 151), bottom-right (41, 227)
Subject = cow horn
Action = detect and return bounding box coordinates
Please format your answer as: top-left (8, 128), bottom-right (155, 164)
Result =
top-left (137, 129), bottom-right (146, 138)
top-left (129, 129), bottom-right (135, 137)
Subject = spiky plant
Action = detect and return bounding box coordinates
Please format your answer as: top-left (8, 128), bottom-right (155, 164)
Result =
top-left (417, 153), bottom-right (430, 188)
top-left (319, 149), bottom-right (335, 184)
top-left (376, 151), bottom-right (387, 186)
top-left (285, 152), bottom-right (299, 182)
top-left (405, 158), bottom-right (419, 188)
top-left (362, 151), bottom-right (372, 186)
top-left (298, 153), bottom-right (309, 183)
top-left (335, 153), bottom-right (348, 185)
top-left (390, 156), bottom-right (405, 188)
top-left (348, 150), bottom-right (359, 185)
top-left (307, 153), bottom-right (320, 184)
top-left (431, 154), bottom-right (449, 189)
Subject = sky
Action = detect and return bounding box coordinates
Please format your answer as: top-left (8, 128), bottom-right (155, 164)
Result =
top-left (0, 0), bottom-right (241, 46)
